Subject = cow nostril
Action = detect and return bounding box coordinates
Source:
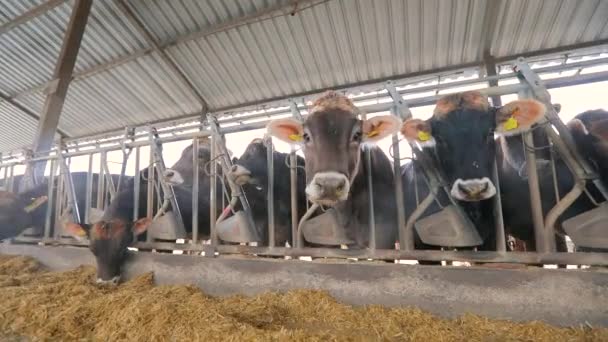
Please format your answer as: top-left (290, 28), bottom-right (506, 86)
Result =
top-left (481, 182), bottom-right (489, 192)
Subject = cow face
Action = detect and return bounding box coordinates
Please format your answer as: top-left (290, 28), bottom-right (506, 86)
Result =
top-left (267, 91), bottom-right (400, 206)
top-left (163, 137), bottom-right (219, 187)
top-left (568, 110), bottom-right (608, 180)
top-left (65, 218), bottom-right (151, 285)
top-left (401, 91), bottom-right (546, 202)
top-left (228, 138), bottom-right (268, 189)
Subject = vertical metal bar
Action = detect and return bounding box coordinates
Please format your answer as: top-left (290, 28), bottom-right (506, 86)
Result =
top-left (484, 53), bottom-right (502, 107)
top-left (364, 146), bottom-right (376, 250)
top-left (209, 137), bottom-right (218, 246)
top-left (59, 150), bottom-right (80, 224)
top-left (43, 158), bottom-right (57, 239)
top-left (191, 137), bottom-right (200, 244)
top-left (7, 165), bottom-right (14, 193)
top-left (2, 166), bottom-right (7, 190)
top-left (97, 151), bottom-right (105, 210)
top-left (55, 159), bottom-right (65, 239)
top-left (84, 153), bottom-right (93, 223)
top-left (266, 135), bottom-right (275, 247)
top-left (133, 146), bottom-right (140, 221)
top-left (289, 148), bottom-right (299, 247)
top-left (491, 159), bottom-right (506, 252)
top-left (146, 146), bottom-right (154, 243)
top-left (524, 131), bottom-right (549, 253)
top-left (289, 100), bottom-right (303, 248)
top-left (102, 159), bottom-right (116, 199)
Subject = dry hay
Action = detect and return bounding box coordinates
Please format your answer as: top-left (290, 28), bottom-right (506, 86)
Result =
top-left (0, 255), bottom-right (606, 341)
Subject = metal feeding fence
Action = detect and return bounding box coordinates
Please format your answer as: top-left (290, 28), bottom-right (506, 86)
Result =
top-left (2, 54), bottom-right (608, 267)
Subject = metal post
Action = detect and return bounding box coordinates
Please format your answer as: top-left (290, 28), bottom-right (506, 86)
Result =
top-left (484, 53), bottom-right (502, 107)
top-left (133, 146), bottom-right (141, 221)
top-left (58, 148), bottom-right (80, 224)
top-left (117, 127), bottom-right (134, 194)
top-left (209, 137), bottom-right (218, 246)
top-left (7, 165), bottom-right (14, 193)
top-left (523, 131), bottom-right (550, 252)
top-left (97, 151), bottom-right (105, 210)
top-left (364, 145), bottom-right (376, 250)
top-left (84, 153), bottom-right (93, 223)
top-left (21, 0), bottom-right (93, 189)
top-left (146, 147), bottom-right (155, 242)
top-left (148, 127), bottom-right (187, 235)
top-left (208, 117), bottom-right (257, 238)
top-left (191, 137), bottom-right (200, 244)
top-left (386, 81), bottom-right (411, 250)
top-left (289, 149), bottom-right (299, 248)
top-left (491, 159), bottom-right (506, 252)
top-left (266, 135), bottom-right (275, 247)
top-left (43, 158), bottom-right (57, 239)
top-left (289, 100), bottom-right (303, 247)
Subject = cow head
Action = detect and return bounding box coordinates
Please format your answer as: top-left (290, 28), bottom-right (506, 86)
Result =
top-left (163, 137), bottom-right (229, 187)
top-left (228, 138), bottom-right (267, 189)
top-left (0, 192), bottom-right (47, 239)
top-left (401, 91), bottom-right (546, 202)
top-left (267, 91), bottom-right (400, 206)
top-left (568, 110), bottom-right (608, 180)
top-left (65, 217), bottom-right (151, 285)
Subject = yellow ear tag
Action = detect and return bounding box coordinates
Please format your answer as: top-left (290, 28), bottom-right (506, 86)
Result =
top-left (417, 131), bottom-right (431, 141)
top-left (288, 134), bottom-right (302, 142)
top-left (504, 116), bottom-right (519, 131)
top-left (367, 130), bottom-right (379, 138)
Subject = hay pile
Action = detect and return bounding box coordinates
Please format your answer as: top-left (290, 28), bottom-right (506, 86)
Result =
top-left (0, 255), bottom-right (606, 341)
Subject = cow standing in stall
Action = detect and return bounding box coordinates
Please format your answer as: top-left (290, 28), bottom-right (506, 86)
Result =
top-left (400, 91), bottom-right (547, 251)
top-left (66, 138), bottom-right (222, 284)
top-left (266, 91), bottom-right (400, 249)
top-left (227, 138), bottom-right (307, 246)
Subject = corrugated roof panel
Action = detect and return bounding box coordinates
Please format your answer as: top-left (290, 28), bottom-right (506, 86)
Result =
top-left (0, 100), bottom-right (45, 151)
top-left (0, 0), bottom-right (46, 26)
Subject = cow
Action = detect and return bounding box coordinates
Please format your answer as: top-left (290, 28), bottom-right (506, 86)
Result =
top-left (266, 91), bottom-right (400, 249)
top-left (568, 109), bottom-right (608, 185)
top-left (227, 138), bottom-right (307, 246)
top-left (400, 91), bottom-right (547, 251)
top-left (65, 139), bottom-right (223, 284)
top-left (0, 172), bottom-right (127, 241)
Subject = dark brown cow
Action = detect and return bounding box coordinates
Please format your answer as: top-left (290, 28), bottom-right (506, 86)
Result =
top-left (267, 91), bottom-right (400, 248)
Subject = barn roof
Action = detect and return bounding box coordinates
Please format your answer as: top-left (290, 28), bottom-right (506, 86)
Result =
top-left (1, 0), bottom-right (607, 152)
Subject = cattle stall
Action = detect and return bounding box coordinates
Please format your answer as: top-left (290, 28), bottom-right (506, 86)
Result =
top-left (1, 0), bottom-right (608, 330)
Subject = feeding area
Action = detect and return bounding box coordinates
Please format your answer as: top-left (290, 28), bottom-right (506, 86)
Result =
top-left (1, 0), bottom-right (608, 340)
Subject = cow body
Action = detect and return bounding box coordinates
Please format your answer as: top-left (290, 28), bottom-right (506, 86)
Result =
top-left (229, 139), bottom-right (306, 246)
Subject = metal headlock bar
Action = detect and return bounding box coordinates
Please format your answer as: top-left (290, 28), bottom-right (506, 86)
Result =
top-left (4, 56), bottom-right (608, 265)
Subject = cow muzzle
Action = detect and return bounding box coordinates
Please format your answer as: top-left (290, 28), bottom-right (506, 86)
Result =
top-left (228, 165), bottom-right (252, 186)
top-left (451, 177), bottom-right (496, 201)
top-left (305, 172), bottom-right (350, 206)
top-left (163, 169), bottom-right (184, 186)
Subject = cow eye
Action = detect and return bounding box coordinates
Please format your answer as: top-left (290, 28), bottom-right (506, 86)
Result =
top-left (352, 131), bottom-right (362, 142)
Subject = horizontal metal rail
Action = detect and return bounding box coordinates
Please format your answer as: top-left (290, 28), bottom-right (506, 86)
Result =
top-left (9, 237), bottom-right (608, 266)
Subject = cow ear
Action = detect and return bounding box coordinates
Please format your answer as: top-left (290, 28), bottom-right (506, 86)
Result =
top-left (400, 119), bottom-right (435, 148)
top-left (266, 118), bottom-right (304, 145)
top-left (568, 118), bottom-right (589, 136)
top-left (65, 222), bottom-right (90, 239)
top-left (495, 99), bottom-right (546, 136)
top-left (132, 218), bottom-right (152, 236)
top-left (362, 115), bottom-right (402, 142)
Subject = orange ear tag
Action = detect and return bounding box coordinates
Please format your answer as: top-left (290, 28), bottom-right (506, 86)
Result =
top-left (417, 131), bottom-right (431, 141)
top-left (288, 134), bottom-right (302, 142)
top-left (504, 116), bottom-right (519, 131)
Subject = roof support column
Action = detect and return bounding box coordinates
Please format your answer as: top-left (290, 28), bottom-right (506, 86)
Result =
top-left (21, 0), bottom-right (92, 190)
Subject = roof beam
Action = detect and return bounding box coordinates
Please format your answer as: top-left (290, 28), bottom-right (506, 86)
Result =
top-left (23, 0), bottom-right (92, 187)
top-left (114, 0), bottom-right (209, 114)
top-left (7, 0), bottom-right (320, 100)
top-left (0, 0), bottom-right (68, 35)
